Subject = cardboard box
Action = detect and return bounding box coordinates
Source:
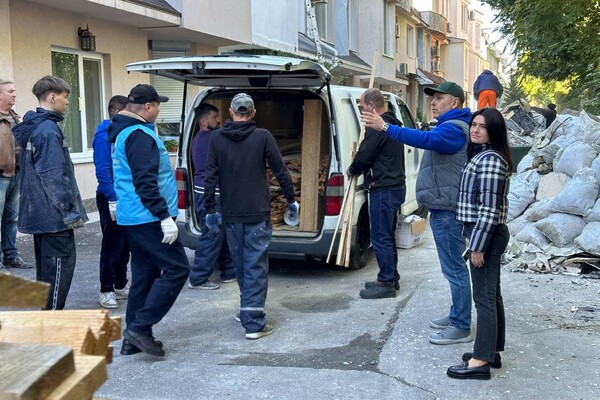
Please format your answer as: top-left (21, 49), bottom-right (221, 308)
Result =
top-left (396, 218), bottom-right (427, 249)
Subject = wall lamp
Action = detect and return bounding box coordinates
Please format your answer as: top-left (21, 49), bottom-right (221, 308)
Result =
top-left (78, 25), bottom-right (96, 52)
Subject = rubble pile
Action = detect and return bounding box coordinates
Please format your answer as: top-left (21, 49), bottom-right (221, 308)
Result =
top-left (502, 99), bottom-right (545, 147)
top-left (505, 109), bottom-right (600, 276)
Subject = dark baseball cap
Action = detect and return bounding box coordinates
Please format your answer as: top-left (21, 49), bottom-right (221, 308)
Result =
top-left (127, 84), bottom-right (169, 104)
top-left (424, 81), bottom-right (465, 103)
top-left (230, 93), bottom-right (254, 114)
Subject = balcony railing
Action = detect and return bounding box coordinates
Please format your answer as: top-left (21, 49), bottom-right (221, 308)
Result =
top-left (395, 0), bottom-right (412, 13)
top-left (420, 11), bottom-right (447, 36)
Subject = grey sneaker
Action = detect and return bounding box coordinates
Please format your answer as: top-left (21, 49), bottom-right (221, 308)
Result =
top-left (188, 280), bottom-right (220, 290)
top-left (246, 324), bottom-right (273, 340)
top-left (429, 316), bottom-right (451, 329)
top-left (429, 326), bottom-right (472, 345)
top-left (235, 312), bottom-right (241, 323)
top-left (99, 292), bottom-right (118, 309)
top-left (114, 286), bottom-right (129, 300)
top-left (3, 256), bottom-right (33, 269)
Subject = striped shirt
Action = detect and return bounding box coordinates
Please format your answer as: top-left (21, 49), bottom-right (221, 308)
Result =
top-left (457, 146), bottom-right (510, 252)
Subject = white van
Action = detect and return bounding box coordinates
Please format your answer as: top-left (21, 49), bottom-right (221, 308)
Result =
top-left (126, 55), bottom-right (422, 269)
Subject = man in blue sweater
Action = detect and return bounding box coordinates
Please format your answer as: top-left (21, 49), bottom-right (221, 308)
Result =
top-left (362, 82), bottom-right (473, 345)
top-left (93, 95), bottom-right (130, 310)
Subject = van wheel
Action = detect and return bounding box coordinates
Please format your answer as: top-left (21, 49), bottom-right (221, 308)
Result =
top-left (349, 207), bottom-right (371, 270)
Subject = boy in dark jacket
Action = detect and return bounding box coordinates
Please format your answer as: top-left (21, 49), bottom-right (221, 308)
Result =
top-left (204, 93), bottom-right (297, 340)
top-left (12, 75), bottom-right (88, 310)
top-left (348, 88), bottom-right (405, 299)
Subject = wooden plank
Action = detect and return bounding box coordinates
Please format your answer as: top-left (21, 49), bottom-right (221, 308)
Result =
top-left (0, 272), bottom-right (49, 308)
top-left (0, 342), bottom-right (74, 400)
top-left (45, 355), bottom-right (107, 400)
top-left (300, 99), bottom-right (322, 232)
top-left (108, 317), bottom-right (122, 342)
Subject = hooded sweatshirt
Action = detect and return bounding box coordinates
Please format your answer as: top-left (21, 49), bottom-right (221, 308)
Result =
top-left (12, 108), bottom-right (88, 234)
top-left (204, 119), bottom-right (295, 223)
top-left (348, 110), bottom-right (405, 190)
top-left (92, 119), bottom-right (117, 201)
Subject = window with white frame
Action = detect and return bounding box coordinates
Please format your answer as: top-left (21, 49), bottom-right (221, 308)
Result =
top-left (407, 25), bottom-right (415, 57)
top-left (461, 4), bottom-right (468, 32)
top-left (51, 49), bottom-right (104, 157)
top-left (314, 2), bottom-right (328, 40)
top-left (383, 1), bottom-right (394, 56)
top-left (150, 50), bottom-right (186, 142)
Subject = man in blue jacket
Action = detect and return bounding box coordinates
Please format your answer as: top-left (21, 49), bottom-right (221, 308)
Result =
top-left (362, 81), bottom-right (473, 345)
top-left (473, 70), bottom-right (503, 109)
top-left (12, 75), bottom-right (88, 310)
top-left (93, 95), bottom-right (129, 310)
top-left (109, 84), bottom-right (189, 357)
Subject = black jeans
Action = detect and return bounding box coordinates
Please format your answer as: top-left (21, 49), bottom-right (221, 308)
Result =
top-left (124, 221), bottom-right (190, 336)
top-left (34, 230), bottom-right (76, 310)
top-left (465, 224), bottom-right (509, 363)
top-left (96, 192), bottom-right (129, 292)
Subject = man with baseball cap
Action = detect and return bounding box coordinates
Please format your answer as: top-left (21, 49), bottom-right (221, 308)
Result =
top-left (362, 81), bottom-right (473, 346)
top-left (203, 92), bottom-right (297, 340)
top-left (108, 83), bottom-right (189, 357)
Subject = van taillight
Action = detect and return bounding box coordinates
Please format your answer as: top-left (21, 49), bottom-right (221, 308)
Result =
top-left (175, 168), bottom-right (187, 209)
top-left (325, 173), bottom-right (344, 215)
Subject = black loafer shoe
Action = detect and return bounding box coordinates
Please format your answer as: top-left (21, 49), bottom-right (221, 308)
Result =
top-left (123, 329), bottom-right (165, 357)
top-left (120, 338), bottom-right (164, 356)
top-left (364, 280), bottom-right (400, 291)
top-left (462, 352), bottom-right (502, 368)
top-left (447, 363), bottom-right (491, 380)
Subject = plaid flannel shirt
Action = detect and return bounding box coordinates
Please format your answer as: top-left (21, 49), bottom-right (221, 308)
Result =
top-left (457, 147), bottom-right (510, 252)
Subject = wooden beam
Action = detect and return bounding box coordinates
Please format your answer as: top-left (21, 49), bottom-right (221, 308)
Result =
top-left (0, 272), bottom-right (49, 308)
top-left (300, 99), bottom-right (323, 232)
top-left (45, 355), bottom-right (107, 400)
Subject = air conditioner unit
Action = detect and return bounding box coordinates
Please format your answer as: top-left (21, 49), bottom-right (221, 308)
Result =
top-left (446, 22), bottom-right (453, 33)
top-left (468, 10), bottom-right (475, 20)
top-left (432, 61), bottom-right (441, 72)
top-left (395, 23), bottom-right (400, 38)
top-left (431, 46), bottom-right (440, 57)
top-left (398, 63), bottom-right (409, 75)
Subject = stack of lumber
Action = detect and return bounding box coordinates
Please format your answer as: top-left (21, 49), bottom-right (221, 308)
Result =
top-left (0, 272), bottom-right (119, 400)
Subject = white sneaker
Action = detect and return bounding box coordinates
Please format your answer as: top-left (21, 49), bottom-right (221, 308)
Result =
top-left (99, 292), bottom-right (118, 309)
top-left (114, 286), bottom-right (129, 300)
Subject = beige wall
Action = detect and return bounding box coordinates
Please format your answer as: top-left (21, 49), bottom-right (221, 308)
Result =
top-left (0, 0), bottom-right (13, 80)
top-left (182, 0), bottom-right (251, 44)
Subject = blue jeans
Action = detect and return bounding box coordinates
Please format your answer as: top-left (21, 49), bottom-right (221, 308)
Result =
top-left (0, 175), bottom-right (20, 260)
top-left (369, 186), bottom-right (405, 285)
top-left (124, 221), bottom-right (190, 336)
top-left (429, 210), bottom-right (471, 332)
top-left (189, 192), bottom-right (235, 285)
top-left (225, 221), bottom-right (272, 333)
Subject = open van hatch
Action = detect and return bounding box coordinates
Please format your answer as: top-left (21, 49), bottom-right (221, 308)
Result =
top-left (126, 55), bottom-right (331, 88)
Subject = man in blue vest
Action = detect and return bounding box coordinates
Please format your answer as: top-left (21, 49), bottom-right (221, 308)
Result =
top-left (362, 82), bottom-right (473, 345)
top-left (109, 84), bottom-right (189, 357)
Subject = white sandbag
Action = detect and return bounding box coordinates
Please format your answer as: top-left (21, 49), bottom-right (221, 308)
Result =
top-left (581, 111), bottom-right (600, 145)
top-left (514, 223), bottom-right (551, 249)
top-left (536, 172), bottom-right (570, 200)
top-left (548, 168), bottom-right (599, 216)
top-left (553, 141), bottom-right (597, 177)
top-left (591, 154), bottom-right (600, 182)
top-left (516, 153), bottom-right (534, 174)
top-left (524, 198), bottom-right (553, 222)
top-left (534, 213), bottom-right (586, 247)
top-left (574, 222), bottom-right (600, 256)
top-left (584, 198), bottom-right (600, 223)
top-left (507, 214), bottom-right (528, 236)
top-left (552, 115), bottom-right (586, 145)
top-left (507, 170), bottom-right (540, 221)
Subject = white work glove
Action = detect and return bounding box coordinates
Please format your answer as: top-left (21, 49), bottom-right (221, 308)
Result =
top-left (160, 217), bottom-right (178, 245)
top-left (108, 201), bottom-right (117, 222)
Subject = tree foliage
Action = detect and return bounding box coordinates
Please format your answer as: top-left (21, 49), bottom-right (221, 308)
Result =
top-left (483, 0), bottom-right (600, 113)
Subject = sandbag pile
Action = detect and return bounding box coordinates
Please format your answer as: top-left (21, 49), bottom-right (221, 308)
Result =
top-left (506, 110), bottom-right (600, 274)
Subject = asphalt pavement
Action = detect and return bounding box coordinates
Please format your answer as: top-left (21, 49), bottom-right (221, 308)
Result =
top-left (7, 216), bottom-right (600, 399)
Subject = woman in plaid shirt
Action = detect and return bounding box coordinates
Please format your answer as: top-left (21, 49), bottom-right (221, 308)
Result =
top-left (447, 107), bottom-right (513, 380)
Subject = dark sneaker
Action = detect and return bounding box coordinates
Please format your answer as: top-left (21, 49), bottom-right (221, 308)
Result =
top-left (123, 329), bottom-right (165, 357)
top-left (120, 338), bottom-right (164, 356)
top-left (429, 326), bottom-right (472, 345)
top-left (246, 324), bottom-right (274, 340)
top-left (429, 316), bottom-right (451, 329)
top-left (188, 280), bottom-right (220, 290)
top-left (462, 352), bottom-right (502, 368)
top-left (3, 257), bottom-right (33, 269)
top-left (365, 280), bottom-right (400, 290)
top-left (221, 277), bottom-right (236, 284)
top-left (359, 284), bottom-right (396, 299)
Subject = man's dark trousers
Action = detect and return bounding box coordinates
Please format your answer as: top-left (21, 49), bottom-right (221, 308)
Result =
top-left (124, 221), bottom-right (189, 337)
top-left (34, 229), bottom-right (76, 310)
top-left (225, 221), bottom-right (272, 333)
top-left (96, 191), bottom-right (129, 292)
top-left (189, 191), bottom-right (235, 285)
top-left (369, 186), bottom-right (405, 285)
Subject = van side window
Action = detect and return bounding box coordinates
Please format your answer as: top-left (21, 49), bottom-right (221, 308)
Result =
top-left (397, 104), bottom-right (416, 129)
top-left (340, 98), bottom-right (361, 140)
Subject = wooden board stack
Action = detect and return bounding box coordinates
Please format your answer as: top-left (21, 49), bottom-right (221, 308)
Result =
top-left (0, 272), bottom-right (119, 400)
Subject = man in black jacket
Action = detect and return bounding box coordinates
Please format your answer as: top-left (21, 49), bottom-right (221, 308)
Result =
top-left (348, 88), bottom-right (405, 299)
top-left (204, 93), bottom-right (297, 339)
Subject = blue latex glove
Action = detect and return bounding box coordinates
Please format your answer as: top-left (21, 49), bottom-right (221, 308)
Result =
top-left (205, 212), bottom-right (222, 232)
top-left (288, 201), bottom-right (299, 220)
